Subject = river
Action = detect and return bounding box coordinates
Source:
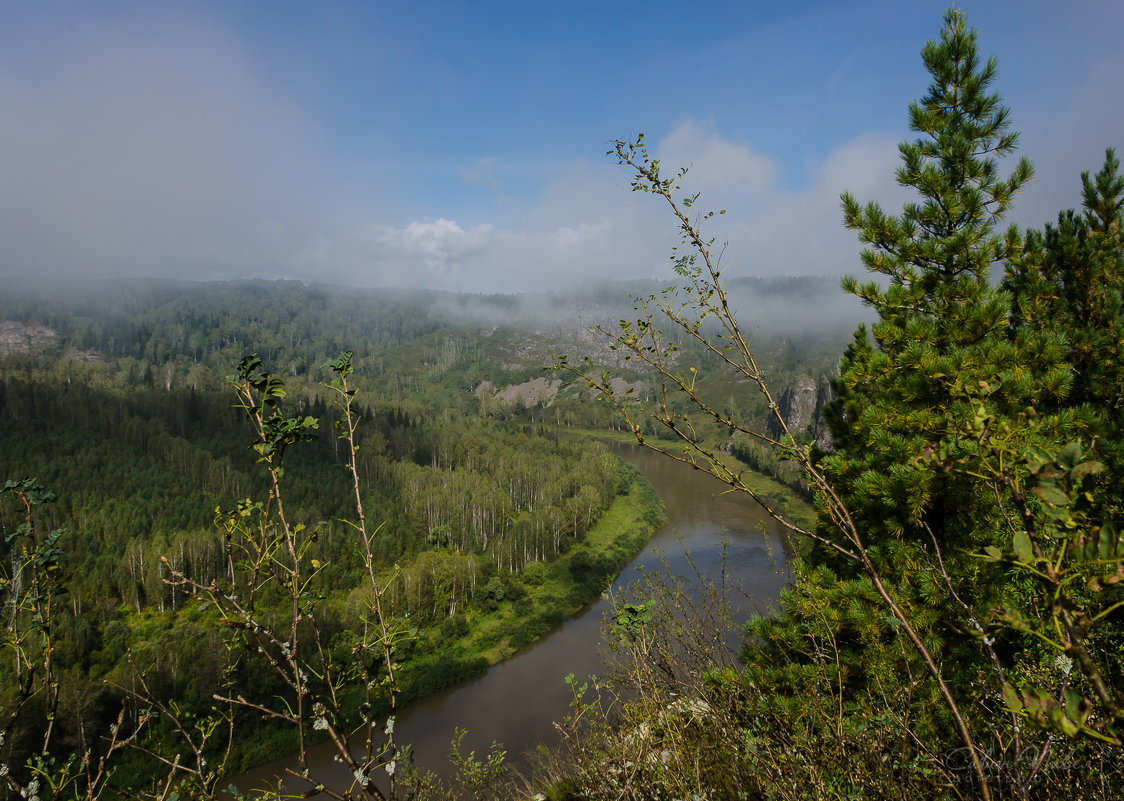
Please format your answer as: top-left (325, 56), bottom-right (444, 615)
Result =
top-left (233, 441), bottom-right (792, 793)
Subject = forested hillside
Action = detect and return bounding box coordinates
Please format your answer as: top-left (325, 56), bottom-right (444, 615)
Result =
top-left (0, 275), bottom-right (841, 796)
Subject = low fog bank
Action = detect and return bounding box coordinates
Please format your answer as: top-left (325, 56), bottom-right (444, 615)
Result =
top-left (426, 275), bottom-right (872, 341)
top-left (723, 277), bottom-right (873, 337)
top-left (2, 274), bottom-right (870, 344)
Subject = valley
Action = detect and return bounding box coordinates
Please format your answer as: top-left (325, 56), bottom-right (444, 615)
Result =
top-left (0, 276), bottom-right (842, 794)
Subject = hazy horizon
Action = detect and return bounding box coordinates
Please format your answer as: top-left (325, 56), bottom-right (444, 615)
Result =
top-left (2, 1), bottom-right (1121, 294)
top-left (2, 270), bottom-right (873, 342)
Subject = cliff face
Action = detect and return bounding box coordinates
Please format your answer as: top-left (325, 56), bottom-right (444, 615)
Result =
top-left (766, 374), bottom-right (835, 452)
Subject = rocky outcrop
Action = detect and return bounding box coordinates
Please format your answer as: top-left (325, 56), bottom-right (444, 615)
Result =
top-left (476, 377), bottom-right (563, 408)
top-left (0, 321), bottom-right (56, 356)
top-left (766, 374), bottom-right (835, 452)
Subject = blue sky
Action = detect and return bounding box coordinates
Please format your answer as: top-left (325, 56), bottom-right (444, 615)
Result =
top-left (1, 1), bottom-right (1121, 292)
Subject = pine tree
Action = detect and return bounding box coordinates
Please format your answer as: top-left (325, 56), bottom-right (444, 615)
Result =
top-left (802, 9), bottom-right (1071, 664)
top-left (1005, 149), bottom-right (1124, 472)
top-left (827, 7), bottom-right (1062, 556)
top-left (997, 151), bottom-right (1124, 747)
top-left (744, 9), bottom-right (1091, 792)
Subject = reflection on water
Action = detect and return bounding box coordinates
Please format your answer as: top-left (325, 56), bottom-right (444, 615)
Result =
top-left (233, 441), bottom-right (791, 792)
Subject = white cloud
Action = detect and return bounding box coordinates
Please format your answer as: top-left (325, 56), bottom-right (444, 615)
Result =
top-left (374, 218), bottom-right (496, 274)
top-left (656, 118), bottom-right (778, 201)
top-left (319, 126), bottom-right (907, 293)
top-left (726, 132), bottom-right (907, 276)
top-left (550, 220), bottom-right (614, 249)
top-left (345, 214), bottom-right (640, 294)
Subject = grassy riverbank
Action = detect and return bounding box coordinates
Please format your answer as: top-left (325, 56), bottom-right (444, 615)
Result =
top-left (396, 460), bottom-right (665, 689)
top-left (224, 460), bottom-right (666, 773)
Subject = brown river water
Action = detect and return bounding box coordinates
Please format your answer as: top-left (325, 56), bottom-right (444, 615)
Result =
top-left (231, 441), bottom-right (792, 794)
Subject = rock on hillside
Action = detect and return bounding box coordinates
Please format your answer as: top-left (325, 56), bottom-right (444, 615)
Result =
top-left (476, 375), bottom-right (647, 410)
top-left (476, 377), bottom-right (563, 408)
top-left (0, 321), bottom-right (57, 356)
top-left (766, 374), bottom-right (835, 452)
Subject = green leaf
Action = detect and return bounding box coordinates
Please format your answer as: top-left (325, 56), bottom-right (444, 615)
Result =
top-left (1097, 523), bottom-right (1120, 560)
top-left (1013, 529), bottom-right (1033, 562)
top-left (1001, 683), bottom-right (1022, 713)
top-left (1069, 460), bottom-right (1105, 482)
top-left (1058, 713), bottom-right (1080, 737)
top-left (1057, 442), bottom-right (1084, 469)
top-left (1024, 446), bottom-right (1053, 473)
top-left (1032, 484), bottom-right (1068, 507)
